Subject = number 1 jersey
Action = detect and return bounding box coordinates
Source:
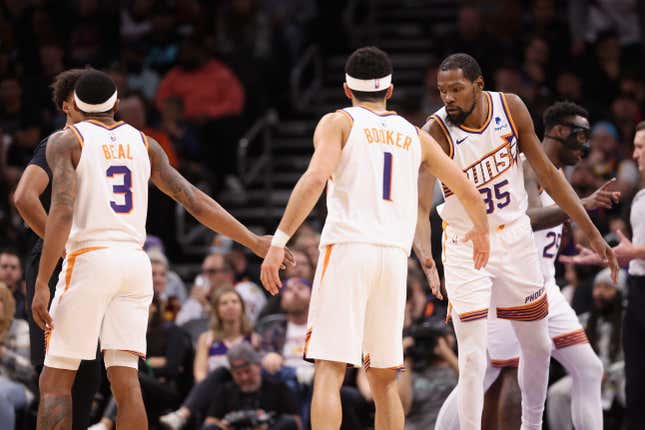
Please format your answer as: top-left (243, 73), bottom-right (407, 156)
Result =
top-left (318, 107), bottom-right (422, 254)
top-left (65, 119), bottom-right (151, 251)
top-left (431, 91), bottom-right (528, 231)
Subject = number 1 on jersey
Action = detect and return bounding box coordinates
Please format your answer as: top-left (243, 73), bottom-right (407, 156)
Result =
top-left (383, 152), bottom-right (393, 201)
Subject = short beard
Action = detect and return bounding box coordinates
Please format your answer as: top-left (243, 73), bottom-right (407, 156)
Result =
top-left (446, 93), bottom-right (477, 126)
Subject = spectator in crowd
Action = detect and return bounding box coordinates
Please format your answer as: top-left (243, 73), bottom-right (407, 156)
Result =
top-left (119, 93), bottom-right (179, 167)
top-left (158, 96), bottom-right (201, 164)
top-left (194, 286), bottom-right (258, 382)
top-left (155, 36), bottom-right (245, 192)
top-left (0, 250), bottom-right (25, 321)
top-left (202, 342), bottom-right (301, 430)
top-left (0, 282), bottom-right (34, 429)
top-left (123, 45), bottom-right (160, 101)
top-left (148, 248), bottom-right (187, 306)
top-left (548, 268), bottom-right (627, 429)
top-left (160, 286), bottom-right (259, 429)
top-left (176, 252), bottom-right (237, 326)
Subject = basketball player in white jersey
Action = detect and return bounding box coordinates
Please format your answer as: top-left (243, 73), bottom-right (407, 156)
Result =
top-left (260, 47), bottom-right (490, 430)
top-left (31, 70), bottom-right (287, 430)
top-left (414, 54), bottom-right (619, 430)
top-left (434, 101), bottom-right (621, 430)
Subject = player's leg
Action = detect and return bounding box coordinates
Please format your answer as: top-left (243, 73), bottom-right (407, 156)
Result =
top-left (37, 361), bottom-right (79, 430)
top-left (104, 350), bottom-right (147, 430)
top-left (435, 360), bottom-right (502, 430)
top-left (71, 356), bottom-right (101, 430)
top-left (548, 289), bottom-right (603, 430)
top-left (494, 218), bottom-right (551, 430)
top-left (305, 244), bottom-right (374, 430)
top-left (364, 368), bottom-right (403, 430)
top-left (507, 317), bottom-right (551, 430)
top-left (452, 316), bottom-right (489, 430)
top-left (552, 342), bottom-right (603, 428)
top-left (442, 225), bottom-right (494, 430)
top-left (311, 360), bottom-right (347, 430)
top-left (361, 246), bottom-right (407, 430)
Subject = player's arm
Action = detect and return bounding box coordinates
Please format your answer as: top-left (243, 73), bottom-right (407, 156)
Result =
top-left (13, 165), bottom-right (50, 239)
top-left (32, 130), bottom-right (79, 330)
top-left (260, 112), bottom-right (347, 294)
top-left (507, 93), bottom-right (619, 280)
top-left (419, 128), bottom-right (490, 269)
top-left (525, 162), bottom-right (620, 231)
top-left (523, 161), bottom-right (568, 230)
top-left (148, 137), bottom-right (269, 259)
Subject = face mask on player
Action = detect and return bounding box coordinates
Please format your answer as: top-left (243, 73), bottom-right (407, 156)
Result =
top-left (546, 122), bottom-right (591, 157)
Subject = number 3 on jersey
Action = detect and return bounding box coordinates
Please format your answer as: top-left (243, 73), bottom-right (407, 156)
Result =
top-left (383, 152), bottom-right (393, 201)
top-left (106, 165), bottom-right (133, 213)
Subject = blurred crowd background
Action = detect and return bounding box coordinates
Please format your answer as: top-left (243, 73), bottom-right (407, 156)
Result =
top-left (0, 0), bottom-right (643, 429)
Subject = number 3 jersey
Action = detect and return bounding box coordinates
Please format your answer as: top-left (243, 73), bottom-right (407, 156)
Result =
top-left (431, 91), bottom-right (528, 232)
top-left (318, 107), bottom-right (422, 254)
top-left (65, 120), bottom-right (151, 251)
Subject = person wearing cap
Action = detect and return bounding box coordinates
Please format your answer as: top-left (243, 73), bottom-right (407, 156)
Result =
top-left (202, 342), bottom-right (301, 430)
top-left (547, 268), bottom-right (627, 429)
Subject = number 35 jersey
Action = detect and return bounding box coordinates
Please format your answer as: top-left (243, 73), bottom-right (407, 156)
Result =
top-left (65, 120), bottom-right (151, 251)
top-left (319, 107), bottom-right (422, 254)
top-left (431, 91), bottom-right (528, 232)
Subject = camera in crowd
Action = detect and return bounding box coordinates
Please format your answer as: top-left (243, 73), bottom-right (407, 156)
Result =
top-left (223, 410), bottom-right (274, 429)
top-left (404, 318), bottom-right (449, 370)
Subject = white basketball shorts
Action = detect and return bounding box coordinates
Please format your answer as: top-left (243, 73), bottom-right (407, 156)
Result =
top-left (304, 242), bottom-right (407, 369)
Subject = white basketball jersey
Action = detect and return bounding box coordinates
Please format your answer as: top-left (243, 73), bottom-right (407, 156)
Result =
top-left (432, 91), bottom-right (527, 231)
top-left (319, 106), bottom-right (422, 253)
top-left (532, 190), bottom-right (563, 286)
top-left (66, 119), bottom-right (151, 251)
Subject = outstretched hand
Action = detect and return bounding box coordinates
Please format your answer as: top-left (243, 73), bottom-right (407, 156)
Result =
top-left (589, 236), bottom-right (620, 283)
top-left (559, 244), bottom-right (603, 266)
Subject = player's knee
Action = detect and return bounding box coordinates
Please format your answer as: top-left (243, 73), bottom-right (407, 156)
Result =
top-left (458, 347), bottom-right (487, 377)
top-left (578, 353), bottom-right (603, 383)
top-left (38, 364), bottom-right (77, 395)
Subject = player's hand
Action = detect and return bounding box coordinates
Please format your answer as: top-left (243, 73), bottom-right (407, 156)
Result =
top-left (613, 229), bottom-right (637, 267)
top-left (260, 246), bottom-right (285, 296)
top-left (420, 256), bottom-right (442, 300)
top-left (253, 235), bottom-right (295, 269)
top-left (582, 178), bottom-right (621, 210)
top-left (32, 280), bottom-right (53, 331)
top-left (463, 227), bottom-right (490, 270)
top-left (589, 235), bottom-right (620, 283)
top-left (559, 244), bottom-right (603, 266)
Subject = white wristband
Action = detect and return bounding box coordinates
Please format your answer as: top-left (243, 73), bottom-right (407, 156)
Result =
top-left (271, 229), bottom-right (290, 248)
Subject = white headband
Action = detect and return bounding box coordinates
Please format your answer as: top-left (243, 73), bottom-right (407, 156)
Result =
top-left (345, 74), bottom-right (392, 92)
top-left (74, 90), bottom-right (117, 113)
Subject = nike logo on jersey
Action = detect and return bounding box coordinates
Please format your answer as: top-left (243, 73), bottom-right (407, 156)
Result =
top-left (456, 137), bottom-right (468, 145)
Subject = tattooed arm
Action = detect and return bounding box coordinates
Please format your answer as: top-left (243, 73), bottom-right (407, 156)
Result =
top-left (148, 137), bottom-right (270, 258)
top-left (32, 130), bottom-right (80, 330)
